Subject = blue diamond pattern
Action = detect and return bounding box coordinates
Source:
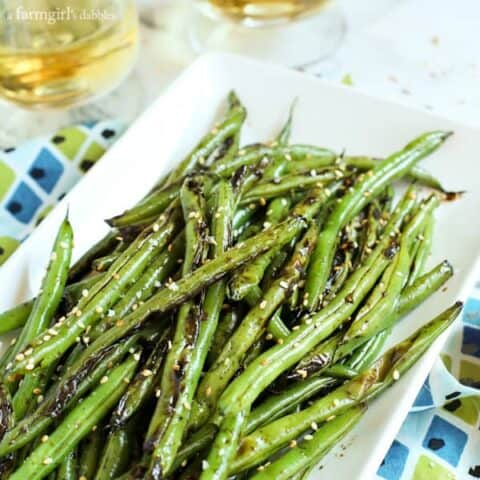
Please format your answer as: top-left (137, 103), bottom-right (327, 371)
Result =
top-left (377, 440), bottom-right (409, 480)
top-left (461, 326), bottom-right (480, 358)
top-left (28, 147), bottom-right (64, 194)
top-left (423, 415), bottom-right (467, 467)
top-left (413, 378), bottom-right (434, 408)
top-left (463, 297), bottom-right (480, 327)
top-left (5, 182), bottom-right (42, 224)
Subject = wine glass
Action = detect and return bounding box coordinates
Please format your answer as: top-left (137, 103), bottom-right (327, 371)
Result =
top-left (189, 0), bottom-right (346, 67)
top-left (0, 0), bottom-right (139, 109)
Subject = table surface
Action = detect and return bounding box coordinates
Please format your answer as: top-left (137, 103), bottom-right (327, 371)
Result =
top-left (1, 0), bottom-right (479, 147)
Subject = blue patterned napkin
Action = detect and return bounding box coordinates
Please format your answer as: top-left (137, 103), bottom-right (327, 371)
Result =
top-left (0, 121), bottom-right (125, 265)
top-left (377, 292), bottom-right (480, 480)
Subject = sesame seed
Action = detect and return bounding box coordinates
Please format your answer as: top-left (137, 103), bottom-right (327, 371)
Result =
top-left (152, 223), bottom-right (160, 232)
top-left (289, 440), bottom-right (297, 448)
top-left (10, 338), bottom-right (16, 346)
top-left (43, 457), bottom-right (53, 465)
top-left (37, 395), bottom-right (44, 403)
top-left (33, 388), bottom-right (42, 395)
top-left (75, 309), bottom-right (82, 317)
top-left (259, 197), bottom-right (266, 206)
top-left (26, 362), bottom-right (35, 371)
top-left (142, 369), bottom-right (153, 377)
top-left (277, 338), bottom-right (284, 345)
top-left (260, 359), bottom-right (269, 366)
top-left (156, 388), bottom-right (161, 398)
top-left (15, 353), bottom-right (25, 362)
top-left (206, 386), bottom-right (212, 397)
top-left (259, 300), bottom-right (267, 309)
top-left (326, 415), bottom-right (336, 422)
top-left (133, 353), bottom-right (141, 361)
top-left (95, 306), bottom-right (103, 314)
top-left (50, 252), bottom-right (57, 261)
top-left (82, 289), bottom-right (89, 297)
top-left (304, 434), bottom-right (314, 441)
top-left (279, 281), bottom-right (289, 289)
top-left (311, 422), bottom-right (318, 430)
top-left (333, 399), bottom-right (340, 407)
top-left (297, 369), bottom-right (308, 379)
top-left (265, 333), bottom-right (273, 341)
top-left (100, 376), bottom-right (109, 384)
top-left (392, 369), bottom-right (400, 381)
top-left (202, 460), bottom-right (209, 470)
top-left (41, 435), bottom-right (49, 443)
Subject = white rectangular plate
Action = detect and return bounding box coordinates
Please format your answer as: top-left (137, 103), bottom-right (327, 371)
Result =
top-left (1, 53), bottom-right (480, 479)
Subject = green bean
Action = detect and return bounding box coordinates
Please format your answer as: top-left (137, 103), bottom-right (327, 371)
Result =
top-left (207, 307), bottom-right (241, 367)
top-left (399, 260), bottom-right (453, 315)
top-left (148, 180), bottom-right (235, 475)
top-left (165, 91), bottom-right (246, 186)
top-left (7, 354), bottom-right (140, 480)
top-left (94, 424), bottom-right (134, 480)
top-left (9, 205), bottom-right (182, 375)
top-left (112, 232), bottom-right (185, 318)
top-left (304, 131), bottom-right (451, 311)
top-left (106, 182), bottom-right (180, 229)
top-left (249, 406), bottom-right (365, 480)
top-left (199, 409), bottom-right (248, 480)
top-left (111, 335), bottom-right (169, 429)
top-left (92, 241), bottom-right (128, 272)
top-left (323, 364), bottom-right (358, 379)
top-left (12, 361), bottom-right (57, 420)
top-left (78, 427), bottom-right (103, 480)
top-left (2, 216), bottom-right (73, 373)
top-left (344, 156), bottom-right (450, 191)
top-left (212, 145), bottom-right (272, 177)
top-left (275, 99), bottom-right (296, 146)
top-left (408, 215), bottom-right (434, 285)
top-left (56, 447), bottom-right (77, 480)
top-left (240, 172), bottom-right (338, 205)
top-left (0, 301), bottom-right (33, 336)
top-left (230, 302), bottom-right (462, 473)
top-left (68, 229), bottom-right (119, 282)
top-left (0, 335), bottom-right (140, 457)
top-left (228, 196), bottom-right (292, 301)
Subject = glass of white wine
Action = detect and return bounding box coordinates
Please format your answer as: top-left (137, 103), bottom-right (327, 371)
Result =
top-left (0, 0), bottom-right (139, 109)
top-left (190, 0), bottom-right (346, 66)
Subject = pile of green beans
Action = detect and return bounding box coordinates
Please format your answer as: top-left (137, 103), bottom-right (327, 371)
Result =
top-left (0, 92), bottom-right (463, 480)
